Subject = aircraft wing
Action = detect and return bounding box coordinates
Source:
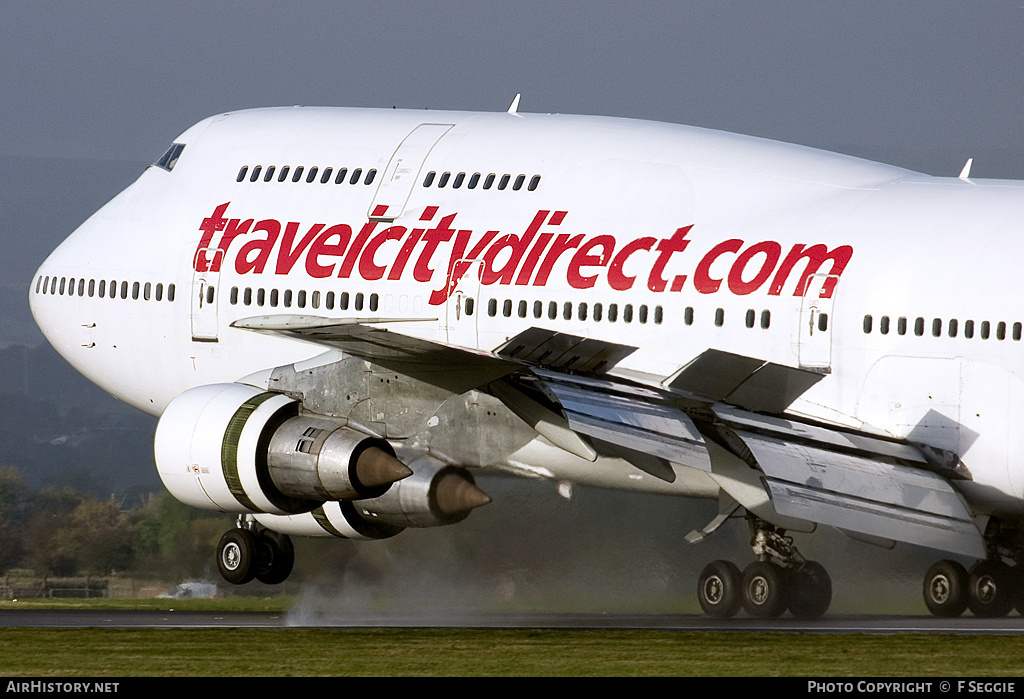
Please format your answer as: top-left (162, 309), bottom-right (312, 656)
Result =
top-left (232, 315), bottom-right (986, 558)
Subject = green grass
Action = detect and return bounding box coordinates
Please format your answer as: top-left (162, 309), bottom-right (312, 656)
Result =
top-left (0, 596), bottom-right (292, 612)
top-left (0, 627), bottom-right (1022, 676)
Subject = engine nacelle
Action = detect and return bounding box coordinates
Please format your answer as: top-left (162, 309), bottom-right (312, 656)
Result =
top-left (155, 383), bottom-right (411, 515)
top-left (255, 455), bottom-right (492, 537)
top-left (254, 501), bottom-right (404, 540)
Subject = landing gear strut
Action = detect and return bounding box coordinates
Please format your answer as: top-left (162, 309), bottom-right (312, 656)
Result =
top-left (694, 515), bottom-right (832, 618)
top-left (216, 517), bottom-right (295, 585)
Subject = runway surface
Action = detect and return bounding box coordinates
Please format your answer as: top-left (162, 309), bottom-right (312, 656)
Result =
top-left (3, 609), bottom-right (1024, 633)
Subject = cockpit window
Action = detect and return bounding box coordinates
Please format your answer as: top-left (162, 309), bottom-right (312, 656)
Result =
top-left (154, 143), bottom-right (185, 171)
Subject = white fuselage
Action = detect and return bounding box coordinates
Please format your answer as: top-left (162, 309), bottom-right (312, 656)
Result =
top-left (29, 107), bottom-right (1024, 516)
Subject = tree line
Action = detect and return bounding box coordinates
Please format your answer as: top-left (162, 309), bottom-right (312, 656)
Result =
top-left (0, 464), bottom-right (230, 579)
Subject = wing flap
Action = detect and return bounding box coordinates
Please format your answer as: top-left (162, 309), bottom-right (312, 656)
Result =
top-left (543, 379), bottom-right (711, 473)
top-left (734, 430), bottom-right (984, 557)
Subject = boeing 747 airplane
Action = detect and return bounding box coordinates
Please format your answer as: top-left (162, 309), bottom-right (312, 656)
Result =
top-left (29, 101), bottom-right (1024, 618)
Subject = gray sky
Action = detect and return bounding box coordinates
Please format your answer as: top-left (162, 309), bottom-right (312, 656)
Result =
top-left (3, 1), bottom-right (1024, 343)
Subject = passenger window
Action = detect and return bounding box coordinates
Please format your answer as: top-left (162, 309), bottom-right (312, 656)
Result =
top-left (250, 166), bottom-right (262, 182)
top-left (714, 308), bottom-right (724, 327)
top-left (336, 168), bottom-right (349, 185)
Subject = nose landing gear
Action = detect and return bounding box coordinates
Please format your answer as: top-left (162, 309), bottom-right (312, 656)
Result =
top-left (216, 516), bottom-right (296, 585)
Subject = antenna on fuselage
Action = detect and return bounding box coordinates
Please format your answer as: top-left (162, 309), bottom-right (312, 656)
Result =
top-left (507, 93), bottom-right (522, 115)
top-left (959, 158), bottom-right (973, 180)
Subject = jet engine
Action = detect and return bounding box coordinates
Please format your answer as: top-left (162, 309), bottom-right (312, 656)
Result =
top-left (154, 383), bottom-right (412, 515)
top-left (254, 455), bottom-right (491, 537)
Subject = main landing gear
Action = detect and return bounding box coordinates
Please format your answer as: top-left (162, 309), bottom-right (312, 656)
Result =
top-left (922, 519), bottom-right (1024, 618)
top-left (923, 559), bottom-right (1023, 618)
top-left (217, 516), bottom-right (295, 585)
top-left (696, 516), bottom-right (832, 619)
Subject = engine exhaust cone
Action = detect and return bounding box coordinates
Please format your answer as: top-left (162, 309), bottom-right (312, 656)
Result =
top-left (434, 471), bottom-right (492, 514)
top-left (354, 447), bottom-right (414, 489)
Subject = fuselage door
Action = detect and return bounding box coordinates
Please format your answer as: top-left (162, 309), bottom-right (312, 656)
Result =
top-left (798, 273), bottom-right (839, 372)
top-left (191, 247), bottom-right (222, 342)
top-left (369, 123), bottom-right (454, 222)
top-left (445, 259), bottom-right (482, 348)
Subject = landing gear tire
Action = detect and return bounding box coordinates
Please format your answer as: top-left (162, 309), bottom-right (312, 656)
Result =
top-left (255, 530), bottom-right (295, 585)
top-left (967, 559), bottom-right (1016, 618)
top-left (217, 529), bottom-right (257, 585)
top-left (788, 561), bottom-right (832, 619)
top-left (923, 559), bottom-right (968, 617)
top-left (742, 561), bottom-right (788, 618)
top-left (697, 560), bottom-right (742, 618)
